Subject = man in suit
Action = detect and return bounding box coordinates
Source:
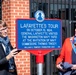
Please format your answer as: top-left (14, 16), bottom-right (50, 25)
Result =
top-left (56, 29), bottom-right (76, 75)
top-left (0, 20), bottom-right (18, 75)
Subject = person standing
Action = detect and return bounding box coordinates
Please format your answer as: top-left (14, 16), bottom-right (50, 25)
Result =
top-left (56, 29), bottom-right (76, 75)
top-left (0, 20), bottom-right (18, 75)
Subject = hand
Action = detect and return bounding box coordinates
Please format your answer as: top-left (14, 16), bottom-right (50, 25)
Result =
top-left (6, 48), bottom-right (18, 60)
top-left (56, 64), bottom-right (65, 72)
top-left (56, 64), bottom-right (63, 70)
top-left (71, 65), bottom-right (76, 70)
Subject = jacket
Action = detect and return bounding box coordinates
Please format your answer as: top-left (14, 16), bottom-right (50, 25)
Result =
top-left (0, 42), bottom-right (17, 75)
top-left (56, 38), bottom-right (72, 65)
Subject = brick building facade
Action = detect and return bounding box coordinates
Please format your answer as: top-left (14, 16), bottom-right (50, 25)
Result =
top-left (2, 0), bottom-right (30, 75)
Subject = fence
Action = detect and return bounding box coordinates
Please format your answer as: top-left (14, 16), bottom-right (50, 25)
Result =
top-left (30, 0), bottom-right (76, 75)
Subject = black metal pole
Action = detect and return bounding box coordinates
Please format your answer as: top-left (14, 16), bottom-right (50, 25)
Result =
top-left (45, 52), bottom-right (51, 75)
top-left (69, 0), bottom-right (72, 37)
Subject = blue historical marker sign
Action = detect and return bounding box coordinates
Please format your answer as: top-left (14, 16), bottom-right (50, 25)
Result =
top-left (16, 19), bottom-right (62, 50)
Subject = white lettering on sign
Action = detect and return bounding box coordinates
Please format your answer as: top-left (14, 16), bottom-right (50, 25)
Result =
top-left (20, 23), bottom-right (59, 29)
top-left (18, 21), bottom-right (61, 49)
top-left (48, 24), bottom-right (58, 28)
top-left (20, 23), bottom-right (47, 28)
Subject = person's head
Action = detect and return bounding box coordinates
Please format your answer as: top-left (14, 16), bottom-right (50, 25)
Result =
top-left (0, 20), bottom-right (8, 37)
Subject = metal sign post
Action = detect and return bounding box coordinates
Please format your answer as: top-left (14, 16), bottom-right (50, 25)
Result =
top-left (37, 63), bottom-right (43, 75)
top-left (36, 52), bottom-right (44, 75)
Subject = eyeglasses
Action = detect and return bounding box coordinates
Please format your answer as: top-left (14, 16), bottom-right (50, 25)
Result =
top-left (0, 27), bottom-right (7, 31)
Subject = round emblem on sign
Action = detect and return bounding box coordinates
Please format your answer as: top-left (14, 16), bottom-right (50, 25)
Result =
top-left (34, 10), bottom-right (45, 22)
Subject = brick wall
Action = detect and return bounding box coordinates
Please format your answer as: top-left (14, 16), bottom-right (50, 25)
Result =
top-left (2, 0), bottom-right (30, 75)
